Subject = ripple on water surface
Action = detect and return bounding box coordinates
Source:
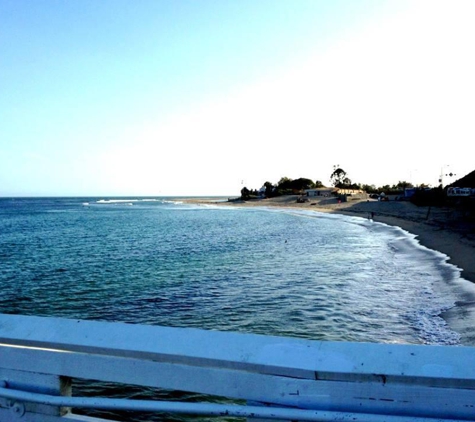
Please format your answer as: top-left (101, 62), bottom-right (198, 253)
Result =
top-left (0, 198), bottom-right (472, 346)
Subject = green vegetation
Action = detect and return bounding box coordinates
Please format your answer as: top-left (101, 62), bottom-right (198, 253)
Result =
top-left (330, 166), bottom-right (360, 190)
top-left (275, 177), bottom-right (316, 195)
top-left (236, 168), bottom-right (474, 219)
top-left (362, 181), bottom-right (415, 195)
top-left (239, 166), bottom-right (421, 200)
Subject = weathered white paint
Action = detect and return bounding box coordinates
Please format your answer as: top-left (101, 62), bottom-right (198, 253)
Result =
top-left (0, 407), bottom-right (110, 422)
top-left (0, 387), bottom-right (471, 422)
top-left (1, 314), bottom-right (475, 421)
top-left (0, 369), bottom-right (69, 418)
top-left (2, 314), bottom-right (475, 383)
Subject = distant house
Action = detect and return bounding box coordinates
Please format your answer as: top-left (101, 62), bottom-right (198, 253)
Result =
top-left (305, 188), bottom-right (337, 197)
top-left (336, 188), bottom-right (364, 196)
top-left (447, 187), bottom-right (474, 197)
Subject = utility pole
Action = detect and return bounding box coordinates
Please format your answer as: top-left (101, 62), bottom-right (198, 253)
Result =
top-left (439, 165), bottom-right (456, 188)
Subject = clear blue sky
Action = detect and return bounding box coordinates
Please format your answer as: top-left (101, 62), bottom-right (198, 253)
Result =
top-left (1, 0), bottom-right (474, 196)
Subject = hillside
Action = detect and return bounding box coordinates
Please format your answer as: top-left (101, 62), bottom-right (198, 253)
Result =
top-left (449, 170), bottom-right (475, 188)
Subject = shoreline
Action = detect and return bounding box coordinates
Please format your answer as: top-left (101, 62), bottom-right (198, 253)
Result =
top-left (201, 195), bottom-right (475, 284)
top-left (185, 195), bottom-right (475, 345)
top-left (332, 205), bottom-right (475, 285)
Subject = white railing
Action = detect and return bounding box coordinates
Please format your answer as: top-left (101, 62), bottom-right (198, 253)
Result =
top-left (1, 314), bottom-right (475, 422)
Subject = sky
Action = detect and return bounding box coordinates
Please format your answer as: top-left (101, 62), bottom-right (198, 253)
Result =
top-left (1, 0), bottom-right (474, 197)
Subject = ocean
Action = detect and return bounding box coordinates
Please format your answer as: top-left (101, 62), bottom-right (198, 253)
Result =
top-left (1, 196), bottom-right (474, 421)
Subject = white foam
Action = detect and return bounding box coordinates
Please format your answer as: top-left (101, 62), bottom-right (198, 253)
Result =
top-left (96, 199), bottom-right (160, 204)
top-left (97, 199), bottom-right (139, 204)
top-left (162, 200), bottom-right (183, 205)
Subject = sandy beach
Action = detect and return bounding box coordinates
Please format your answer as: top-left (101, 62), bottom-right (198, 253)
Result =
top-left (187, 194), bottom-right (475, 344)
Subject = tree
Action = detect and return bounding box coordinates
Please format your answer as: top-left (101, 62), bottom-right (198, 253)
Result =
top-left (277, 177), bottom-right (292, 187)
top-left (395, 181), bottom-right (413, 190)
top-left (290, 178), bottom-right (315, 191)
top-left (362, 184), bottom-right (377, 193)
top-left (264, 181), bottom-right (274, 197)
top-left (276, 177), bottom-right (293, 194)
top-left (330, 166), bottom-right (351, 188)
top-left (314, 180), bottom-right (325, 188)
top-left (240, 187), bottom-right (250, 200)
top-left (276, 177), bottom-right (316, 193)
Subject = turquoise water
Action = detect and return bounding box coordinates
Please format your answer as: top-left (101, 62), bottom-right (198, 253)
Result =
top-left (1, 196), bottom-right (474, 420)
top-left (1, 197), bottom-right (471, 344)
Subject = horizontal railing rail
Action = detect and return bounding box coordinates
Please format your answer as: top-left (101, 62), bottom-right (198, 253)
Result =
top-left (0, 384), bottom-right (470, 422)
top-left (1, 314), bottom-right (475, 421)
